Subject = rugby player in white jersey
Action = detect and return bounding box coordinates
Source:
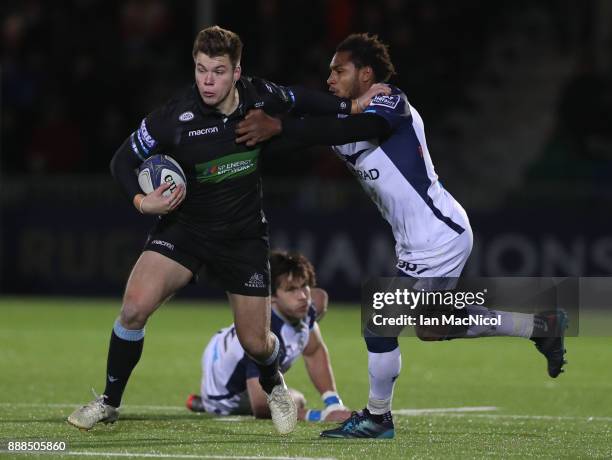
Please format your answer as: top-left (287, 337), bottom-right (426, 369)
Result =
top-left (186, 251), bottom-right (351, 423)
top-left (235, 33), bottom-right (568, 439)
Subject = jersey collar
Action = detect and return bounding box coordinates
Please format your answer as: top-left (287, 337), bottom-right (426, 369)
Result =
top-left (272, 306), bottom-right (309, 330)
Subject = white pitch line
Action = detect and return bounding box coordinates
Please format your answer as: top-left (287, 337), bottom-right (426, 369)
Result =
top-left (0, 403), bottom-right (496, 414)
top-left (394, 406), bottom-right (498, 415)
top-left (212, 416), bottom-right (246, 422)
top-left (3, 402), bottom-right (610, 422)
top-left (0, 453), bottom-right (335, 460)
top-left (429, 413), bottom-right (612, 422)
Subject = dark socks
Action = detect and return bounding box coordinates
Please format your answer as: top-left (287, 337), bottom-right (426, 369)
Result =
top-left (364, 407), bottom-right (393, 424)
top-left (103, 322), bottom-right (144, 408)
top-left (255, 334), bottom-right (282, 394)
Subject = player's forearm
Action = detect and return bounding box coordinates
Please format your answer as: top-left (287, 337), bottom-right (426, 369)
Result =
top-left (282, 113), bottom-right (390, 145)
top-left (303, 344), bottom-right (337, 395)
top-left (288, 86), bottom-right (352, 116)
top-left (110, 137), bottom-right (144, 203)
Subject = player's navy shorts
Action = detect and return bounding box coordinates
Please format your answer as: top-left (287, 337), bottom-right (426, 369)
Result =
top-left (143, 219), bottom-right (270, 297)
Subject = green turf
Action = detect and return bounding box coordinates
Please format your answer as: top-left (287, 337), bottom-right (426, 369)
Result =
top-left (1, 297), bottom-right (611, 459)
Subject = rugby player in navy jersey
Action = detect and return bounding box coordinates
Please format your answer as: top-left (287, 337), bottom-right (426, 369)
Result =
top-left (236, 33), bottom-right (568, 439)
top-left (66, 26), bottom-right (387, 435)
top-left (186, 251), bottom-right (351, 423)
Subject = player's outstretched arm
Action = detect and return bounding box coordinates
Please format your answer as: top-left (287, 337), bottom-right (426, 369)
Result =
top-left (287, 83), bottom-right (390, 116)
top-left (302, 324), bottom-right (336, 395)
top-left (301, 324), bottom-right (351, 422)
top-left (236, 110), bottom-right (391, 147)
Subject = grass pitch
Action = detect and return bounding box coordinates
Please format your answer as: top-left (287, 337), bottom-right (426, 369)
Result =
top-left (1, 297), bottom-right (611, 459)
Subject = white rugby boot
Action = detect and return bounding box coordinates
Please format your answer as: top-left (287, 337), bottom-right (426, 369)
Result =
top-left (266, 375), bottom-right (297, 435)
top-left (67, 390), bottom-right (119, 430)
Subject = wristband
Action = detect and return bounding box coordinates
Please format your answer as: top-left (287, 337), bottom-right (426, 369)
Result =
top-left (322, 391), bottom-right (342, 407)
top-left (306, 409), bottom-right (322, 422)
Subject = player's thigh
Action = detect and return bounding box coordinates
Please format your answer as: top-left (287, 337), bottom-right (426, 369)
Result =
top-left (122, 250), bottom-right (193, 319)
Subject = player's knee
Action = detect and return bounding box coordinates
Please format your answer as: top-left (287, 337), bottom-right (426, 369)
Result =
top-left (121, 291), bottom-right (155, 329)
top-left (415, 325), bottom-right (444, 341)
top-left (364, 335), bottom-right (399, 353)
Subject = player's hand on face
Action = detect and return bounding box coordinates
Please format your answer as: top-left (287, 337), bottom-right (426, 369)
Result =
top-left (355, 83), bottom-right (392, 112)
top-left (139, 183), bottom-right (186, 215)
top-left (235, 109), bottom-right (282, 146)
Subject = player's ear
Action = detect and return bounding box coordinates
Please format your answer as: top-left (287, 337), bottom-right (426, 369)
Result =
top-left (360, 66), bottom-right (374, 84)
top-left (233, 63), bottom-right (241, 84)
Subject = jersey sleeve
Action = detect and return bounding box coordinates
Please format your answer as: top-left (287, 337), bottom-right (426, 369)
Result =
top-left (129, 105), bottom-right (175, 161)
top-left (286, 85), bottom-right (352, 116)
top-left (363, 93), bottom-right (408, 130)
top-left (250, 77), bottom-right (353, 116)
top-left (110, 136), bottom-right (144, 201)
top-left (250, 77), bottom-right (295, 114)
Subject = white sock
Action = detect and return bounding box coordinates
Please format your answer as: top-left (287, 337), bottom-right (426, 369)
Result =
top-left (367, 347), bottom-right (401, 415)
top-left (464, 306), bottom-right (534, 338)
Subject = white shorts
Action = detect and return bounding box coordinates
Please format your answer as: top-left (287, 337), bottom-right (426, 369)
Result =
top-left (396, 227), bottom-right (473, 290)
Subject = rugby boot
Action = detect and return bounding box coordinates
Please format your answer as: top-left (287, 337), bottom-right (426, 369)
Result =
top-left (531, 309), bottom-right (568, 378)
top-left (67, 390), bottom-right (118, 430)
top-left (320, 408), bottom-right (394, 439)
top-left (186, 394), bottom-right (206, 413)
top-left (267, 375), bottom-right (297, 435)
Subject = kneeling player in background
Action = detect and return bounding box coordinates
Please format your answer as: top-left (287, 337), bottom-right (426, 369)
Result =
top-left (186, 251), bottom-right (351, 422)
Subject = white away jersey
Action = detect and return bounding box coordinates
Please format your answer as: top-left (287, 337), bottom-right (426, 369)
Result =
top-left (199, 305), bottom-right (316, 415)
top-left (332, 88), bottom-right (471, 269)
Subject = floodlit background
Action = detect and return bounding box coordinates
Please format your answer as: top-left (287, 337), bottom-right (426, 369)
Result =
top-left (1, 0), bottom-right (611, 300)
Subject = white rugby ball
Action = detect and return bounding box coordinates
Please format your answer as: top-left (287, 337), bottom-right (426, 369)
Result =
top-left (138, 155), bottom-right (186, 197)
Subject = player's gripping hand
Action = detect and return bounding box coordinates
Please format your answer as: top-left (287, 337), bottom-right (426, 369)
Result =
top-left (235, 109), bottom-right (282, 147)
top-left (320, 391), bottom-right (350, 421)
top-left (302, 391), bottom-right (351, 422)
top-left (134, 182), bottom-right (186, 215)
top-left (353, 83), bottom-right (392, 113)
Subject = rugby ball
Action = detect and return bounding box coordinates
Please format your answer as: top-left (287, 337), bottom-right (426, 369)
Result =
top-left (138, 155), bottom-right (186, 197)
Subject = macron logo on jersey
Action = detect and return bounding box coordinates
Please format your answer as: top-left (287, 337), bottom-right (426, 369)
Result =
top-left (370, 94), bottom-right (401, 109)
top-left (150, 239), bottom-right (174, 251)
top-left (188, 126), bottom-right (219, 137)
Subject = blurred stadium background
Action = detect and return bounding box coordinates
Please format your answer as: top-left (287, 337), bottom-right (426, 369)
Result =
top-left (1, 0), bottom-right (612, 301)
